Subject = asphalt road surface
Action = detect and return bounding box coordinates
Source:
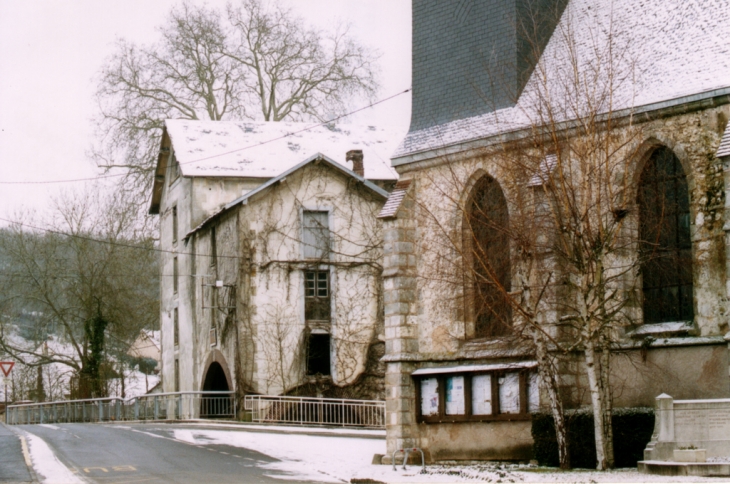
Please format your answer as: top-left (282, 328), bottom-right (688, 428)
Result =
top-left (19, 423), bottom-right (316, 483)
top-left (0, 424), bottom-right (33, 482)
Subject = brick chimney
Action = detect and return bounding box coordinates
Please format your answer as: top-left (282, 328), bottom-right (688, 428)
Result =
top-left (346, 150), bottom-right (364, 177)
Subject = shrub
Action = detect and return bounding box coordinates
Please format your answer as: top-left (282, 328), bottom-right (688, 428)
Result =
top-left (532, 407), bottom-right (654, 468)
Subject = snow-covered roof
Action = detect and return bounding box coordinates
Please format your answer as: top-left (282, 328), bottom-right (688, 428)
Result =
top-left (395, 0), bottom-right (730, 161)
top-left (167, 120), bottom-right (403, 180)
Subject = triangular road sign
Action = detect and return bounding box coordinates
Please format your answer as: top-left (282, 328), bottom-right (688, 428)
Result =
top-left (0, 362), bottom-right (14, 377)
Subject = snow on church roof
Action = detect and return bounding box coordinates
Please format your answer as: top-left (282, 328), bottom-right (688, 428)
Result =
top-left (394, 0), bottom-right (730, 161)
top-left (166, 120), bottom-right (403, 180)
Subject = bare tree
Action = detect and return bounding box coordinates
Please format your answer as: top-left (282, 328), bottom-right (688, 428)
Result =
top-left (226, 0), bottom-right (379, 122)
top-left (409, 4), bottom-right (655, 470)
top-left (0, 187), bottom-right (159, 399)
top-left (93, 0), bottom-right (379, 205)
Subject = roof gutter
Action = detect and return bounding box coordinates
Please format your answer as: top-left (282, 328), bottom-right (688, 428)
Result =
top-left (392, 86), bottom-right (730, 169)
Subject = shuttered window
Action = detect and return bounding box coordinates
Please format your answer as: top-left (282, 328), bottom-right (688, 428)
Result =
top-left (303, 211), bottom-right (330, 260)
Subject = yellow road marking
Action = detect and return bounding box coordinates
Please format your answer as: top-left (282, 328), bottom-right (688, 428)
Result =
top-left (18, 436), bottom-right (32, 468)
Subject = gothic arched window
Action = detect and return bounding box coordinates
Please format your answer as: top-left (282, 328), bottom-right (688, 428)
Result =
top-left (638, 147), bottom-right (693, 323)
top-left (467, 176), bottom-right (512, 337)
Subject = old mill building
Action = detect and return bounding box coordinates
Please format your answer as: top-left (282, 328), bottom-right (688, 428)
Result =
top-left (149, 121), bottom-right (403, 403)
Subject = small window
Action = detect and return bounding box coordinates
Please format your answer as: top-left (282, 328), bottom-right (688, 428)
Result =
top-left (303, 211), bottom-right (330, 260)
top-left (209, 226), bottom-right (217, 271)
top-left (173, 257), bottom-right (179, 294)
top-left (471, 374), bottom-right (493, 415)
top-left (174, 359), bottom-right (180, 392)
top-left (416, 370), bottom-right (536, 423)
top-left (498, 372), bottom-right (521, 414)
top-left (420, 378), bottom-right (440, 417)
top-left (173, 308), bottom-right (179, 346)
top-left (172, 206), bottom-right (178, 246)
top-left (305, 271), bottom-right (330, 321)
top-left (168, 151), bottom-right (180, 185)
top-left (306, 333), bottom-right (331, 376)
top-left (445, 376), bottom-right (466, 415)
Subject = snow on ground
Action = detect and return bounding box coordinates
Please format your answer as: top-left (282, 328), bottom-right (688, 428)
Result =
top-left (353, 463), bottom-right (728, 483)
top-left (174, 427), bottom-right (725, 483)
top-left (108, 369), bottom-right (160, 399)
top-left (22, 430), bottom-right (83, 484)
top-left (173, 428), bottom-right (383, 483)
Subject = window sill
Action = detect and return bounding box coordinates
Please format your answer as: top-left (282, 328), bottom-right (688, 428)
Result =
top-left (419, 413), bottom-right (532, 424)
top-left (627, 321), bottom-right (695, 339)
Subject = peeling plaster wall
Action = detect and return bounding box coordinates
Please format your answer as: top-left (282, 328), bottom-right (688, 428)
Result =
top-left (189, 209), bottom-right (240, 394)
top-left (162, 161), bottom-right (387, 401)
top-left (158, 167), bottom-right (255, 396)
top-left (239, 163), bottom-right (385, 396)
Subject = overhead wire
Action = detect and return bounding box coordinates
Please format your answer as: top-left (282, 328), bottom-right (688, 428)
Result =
top-left (0, 88), bottom-right (411, 185)
top-left (0, 216), bottom-right (237, 260)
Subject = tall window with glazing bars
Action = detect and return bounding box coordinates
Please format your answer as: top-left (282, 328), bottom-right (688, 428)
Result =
top-left (466, 176), bottom-right (512, 338)
top-left (638, 146), bottom-right (694, 323)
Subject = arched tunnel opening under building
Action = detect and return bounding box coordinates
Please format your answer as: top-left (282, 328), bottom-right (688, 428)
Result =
top-left (201, 361), bottom-right (231, 418)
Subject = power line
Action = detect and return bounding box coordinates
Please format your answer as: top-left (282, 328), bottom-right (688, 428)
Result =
top-left (0, 88), bottom-right (411, 185)
top-left (0, 216), bottom-right (235, 259)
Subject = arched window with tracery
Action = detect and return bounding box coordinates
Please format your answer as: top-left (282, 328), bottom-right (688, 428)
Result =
top-left (637, 146), bottom-right (693, 323)
top-left (467, 175), bottom-right (512, 337)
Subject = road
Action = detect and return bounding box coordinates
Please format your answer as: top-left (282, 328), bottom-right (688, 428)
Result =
top-left (19, 423), bottom-right (333, 483)
top-left (0, 424), bottom-right (32, 482)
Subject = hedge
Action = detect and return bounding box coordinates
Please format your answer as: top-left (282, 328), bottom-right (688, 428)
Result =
top-left (532, 407), bottom-right (654, 468)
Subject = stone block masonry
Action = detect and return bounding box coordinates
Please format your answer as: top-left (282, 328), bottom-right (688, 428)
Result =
top-left (382, 190), bottom-right (421, 455)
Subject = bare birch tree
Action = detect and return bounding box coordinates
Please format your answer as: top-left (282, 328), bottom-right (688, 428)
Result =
top-left (411, 3), bottom-right (654, 470)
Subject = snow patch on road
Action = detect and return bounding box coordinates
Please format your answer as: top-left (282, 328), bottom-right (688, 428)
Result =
top-left (24, 432), bottom-right (83, 484)
top-left (173, 428), bottom-right (383, 483)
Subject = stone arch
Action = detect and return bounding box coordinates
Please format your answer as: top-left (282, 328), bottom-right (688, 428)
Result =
top-left (629, 136), bottom-right (695, 202)
top-left (200, 349), bottom-right (233, 392)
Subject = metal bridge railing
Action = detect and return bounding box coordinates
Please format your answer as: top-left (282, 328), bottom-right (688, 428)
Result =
top-left (6, 391), bottom-right (235, 425)
top-left (6, 397), bottom-right (125, 425)
top-left (244, 394), bottom-right (385, 428)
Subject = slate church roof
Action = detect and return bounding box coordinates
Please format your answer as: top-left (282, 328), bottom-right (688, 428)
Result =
top-left (395, 0), bottom-right (730, 163)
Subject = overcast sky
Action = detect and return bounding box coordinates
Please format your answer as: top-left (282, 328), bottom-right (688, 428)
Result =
top-left (0, 1), bottom-right (412, 221)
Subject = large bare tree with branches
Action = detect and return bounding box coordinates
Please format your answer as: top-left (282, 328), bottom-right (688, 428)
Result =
top-left (93, 0), bottom-right (379, 205)
top-left (0, 187), bottom-right (159, 398)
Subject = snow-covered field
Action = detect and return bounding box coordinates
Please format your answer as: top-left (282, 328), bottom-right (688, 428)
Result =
top-left (173, 426), bottom-right (726, 483)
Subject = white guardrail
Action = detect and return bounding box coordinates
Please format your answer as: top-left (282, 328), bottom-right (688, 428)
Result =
top-left (6, 393), bottom-right (386, 429)
top-left (244, 394), bottom-right (386, 428)
top-left (5, 391), bottom-right (236, 425)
